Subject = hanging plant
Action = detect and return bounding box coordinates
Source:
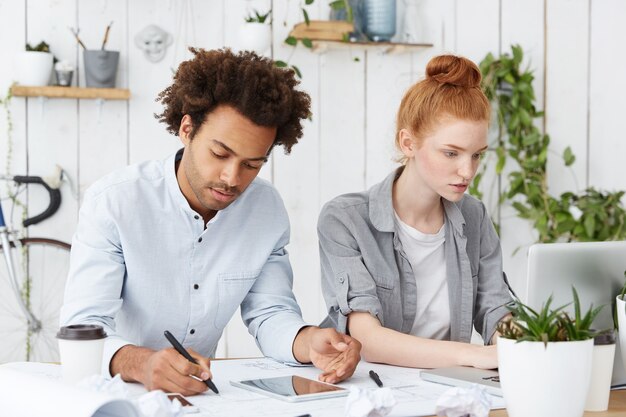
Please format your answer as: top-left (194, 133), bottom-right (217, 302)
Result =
top-left (472, 45), bottom-right (626, 244)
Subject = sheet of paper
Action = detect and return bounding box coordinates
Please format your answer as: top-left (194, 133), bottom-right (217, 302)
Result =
top-left (0, 363), bottom-right (139, 417)
top-left (188, 358), bottom-right (506, 417)
top-left (1, 359), bottom-right (505, 417)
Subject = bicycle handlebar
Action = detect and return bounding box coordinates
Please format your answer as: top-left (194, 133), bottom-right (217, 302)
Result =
top-left (12, 176), bottom-right (62, 227)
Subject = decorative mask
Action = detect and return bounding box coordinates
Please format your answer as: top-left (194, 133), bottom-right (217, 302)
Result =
top-left (134, 25), bottom-right (173, 63)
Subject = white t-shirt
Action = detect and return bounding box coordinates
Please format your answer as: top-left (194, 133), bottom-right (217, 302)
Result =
top-left (394, 212), bottom-right (450, 340)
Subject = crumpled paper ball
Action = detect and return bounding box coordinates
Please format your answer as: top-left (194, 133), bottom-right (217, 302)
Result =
top-left (435, 384), bottom-right (492, 417)
top-left (135, 390), bottom-right (183, 417)
top-left (345, 386), bottom-right (397, 417)
top-left (76, 374), bottom-right (183, 417)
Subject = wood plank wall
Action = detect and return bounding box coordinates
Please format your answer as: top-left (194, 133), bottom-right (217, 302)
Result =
top-left (0, 0), bottom-right (623, 359)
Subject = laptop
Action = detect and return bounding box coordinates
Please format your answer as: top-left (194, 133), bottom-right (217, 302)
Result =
top-left (420, 366), bottom-right (502, 396)
top-left (525, 241), bottom-right (626, 387)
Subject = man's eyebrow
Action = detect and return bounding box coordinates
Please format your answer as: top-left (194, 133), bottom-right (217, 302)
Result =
top-left (444, 144), bottom-right (489, 152)
top-left (213, 140), bottom-right (269, 162)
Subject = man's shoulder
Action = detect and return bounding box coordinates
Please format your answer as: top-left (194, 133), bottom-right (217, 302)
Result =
top-left (85, 159), bottom-right (165, 201)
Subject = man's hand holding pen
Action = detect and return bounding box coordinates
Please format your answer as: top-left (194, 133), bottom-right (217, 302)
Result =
top-left (141, 346), bottom-right (213, 396)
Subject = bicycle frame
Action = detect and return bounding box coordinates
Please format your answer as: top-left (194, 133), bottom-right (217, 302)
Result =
top-left (0, 201), bottom-right (42, 332)
top-left (0, 175), bottom-right (62, 332)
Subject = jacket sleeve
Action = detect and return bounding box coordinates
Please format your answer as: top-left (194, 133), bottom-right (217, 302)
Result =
top-left (473, 202), bottom-right (514, 343)
top-left (318, 201), bottom-right (384, 334)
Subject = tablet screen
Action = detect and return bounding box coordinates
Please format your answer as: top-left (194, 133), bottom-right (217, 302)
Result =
top-left (238, 375), bottom-right (345, 397)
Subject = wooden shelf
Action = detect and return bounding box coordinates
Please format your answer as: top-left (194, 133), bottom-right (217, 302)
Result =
top-left (307, 39), bottom-right (433, 55)
top-left (288, 21), bottom-right (433, 55)
top-left (11, 85), bottom-right (130, 100)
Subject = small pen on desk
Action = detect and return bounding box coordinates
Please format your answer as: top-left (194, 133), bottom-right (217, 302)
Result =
top-left (164, 330), bottom-right (219, 394)
top-left (369, 370), bottom-right (383, 387)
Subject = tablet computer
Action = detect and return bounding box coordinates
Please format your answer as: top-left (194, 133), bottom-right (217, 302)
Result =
top-left (420, 366), bottom-right (502, 397)
top-left (230, 375), bottom-right (348, 402)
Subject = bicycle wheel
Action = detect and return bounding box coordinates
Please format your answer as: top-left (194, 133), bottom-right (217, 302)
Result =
top-left (0, 238), bottom-right (71, 363)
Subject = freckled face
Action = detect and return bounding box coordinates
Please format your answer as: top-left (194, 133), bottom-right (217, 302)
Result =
top-left (177, 105), bottom-right (276, 216)
top-left (406, 118), bottom-right (488, 202)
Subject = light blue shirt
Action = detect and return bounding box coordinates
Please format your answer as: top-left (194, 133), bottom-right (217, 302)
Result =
top-left (60, 150), bottom-right (307, 375)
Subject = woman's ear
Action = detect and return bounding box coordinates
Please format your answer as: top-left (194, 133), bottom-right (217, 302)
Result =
top-left (179, 115), bottom-right (193, 145)
top-left (398, 129), bottom-right (416, 158)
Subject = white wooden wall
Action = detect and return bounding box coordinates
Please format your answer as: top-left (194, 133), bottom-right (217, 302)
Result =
top-left (0, 0), bottom-right (624, 359)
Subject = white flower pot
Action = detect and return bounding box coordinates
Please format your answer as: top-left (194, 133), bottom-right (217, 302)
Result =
top-left (237, 23), bottom-right (272, 55)
top-left (15, 51), bottom-right (53, 86)
top-left (498, 336), bottom-right (593, 417)
top-left (616, 296), bottom-right (626, 371)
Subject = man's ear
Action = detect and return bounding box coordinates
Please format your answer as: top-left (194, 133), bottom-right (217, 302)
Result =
top-left (179, 115), bottom-right (193, 145)
top-left (398, 129), bottom-right (416, 158)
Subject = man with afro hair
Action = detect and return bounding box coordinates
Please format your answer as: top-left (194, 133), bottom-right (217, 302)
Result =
top-left (61, 48), bottom-right (361, 396)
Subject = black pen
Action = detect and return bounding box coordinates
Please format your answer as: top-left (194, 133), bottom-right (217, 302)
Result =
top-left (369, 370), bottom-right (383, 387)
top-left (164, 330), bottom-right (219, 394)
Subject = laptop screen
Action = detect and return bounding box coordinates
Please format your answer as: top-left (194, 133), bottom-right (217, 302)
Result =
top-left (525, 241), bottom-right (626, 386)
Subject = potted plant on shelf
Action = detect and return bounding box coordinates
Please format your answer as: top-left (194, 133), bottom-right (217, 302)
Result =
top-left (497, 288), bottom-right (605, 417)
top-left (238, 9), bottom-right (273, 55)
top-left (15, 41), bottom-right (55, 87)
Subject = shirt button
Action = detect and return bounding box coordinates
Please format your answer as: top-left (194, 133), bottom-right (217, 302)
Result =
top-left (198, 237), bottom-right (203, 243)
top-left (194, 284), bottom-right (199, 290)
top-left (338, 276), bottom-right (345, 283)
top-left (194, 215), bottom-right (200, 220)
top-left (190, 329), bottom-right (195, 335)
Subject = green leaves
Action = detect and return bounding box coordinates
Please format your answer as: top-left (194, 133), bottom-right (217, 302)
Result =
top-left (563, 146), bottom-right (576, 166)
top-left (284, 36), bottom-right (297, 46)
top-left (329, 0), bottom-right (346, 10)
top-left (474, 45), bottom-right (626, 244)
top-left (245, 9), bottom-right (271, 23)
top-left (499, 287), bottom-right (606, 346)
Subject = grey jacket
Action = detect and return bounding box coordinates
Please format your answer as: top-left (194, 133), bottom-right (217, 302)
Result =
top-left (318, 168), bottom-right (513, 344)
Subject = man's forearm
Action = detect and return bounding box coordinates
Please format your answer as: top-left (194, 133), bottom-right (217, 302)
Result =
top-left (110, 345), bottom-right (154, 383)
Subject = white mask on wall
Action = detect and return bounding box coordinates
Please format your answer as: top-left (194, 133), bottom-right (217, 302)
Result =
top-left (134, 25), bottom-right (173, 63)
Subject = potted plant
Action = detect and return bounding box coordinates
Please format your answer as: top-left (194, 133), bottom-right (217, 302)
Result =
top-left (15, 41), bottom-right (55, 87)
top-left (497, 288), bottom-right (605, 417)
top-left (238, 9), bottom-right (273, 55)
top-left (614, 272), bottom-right (626, 375)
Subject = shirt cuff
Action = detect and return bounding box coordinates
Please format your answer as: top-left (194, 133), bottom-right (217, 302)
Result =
top-left (255, 312), bottom-right (307, 364)
top-left (483, 303), bottom-right (512, 344)
top-left (101, 335), bottom-right (133, 377)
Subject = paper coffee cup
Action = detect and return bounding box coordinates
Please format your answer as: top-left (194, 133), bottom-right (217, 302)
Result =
top-left (585, 331), bottom-right (616, 412)
top-left (56, 324), bottom-right (107, 384)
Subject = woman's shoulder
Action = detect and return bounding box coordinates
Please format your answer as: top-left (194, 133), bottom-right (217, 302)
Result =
top-left (320, 191), bottom-right (370, 223)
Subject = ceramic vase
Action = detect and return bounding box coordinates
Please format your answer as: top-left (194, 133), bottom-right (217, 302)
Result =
top-left (238, 23), bottom-right (272, 55)
top-left (498, 336), bottom-right (593, 417)
top-left (15, 51), bottom-right (53, 86)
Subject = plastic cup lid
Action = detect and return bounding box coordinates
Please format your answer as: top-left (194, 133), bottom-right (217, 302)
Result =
top-left (593, 330), bottom-right (615, 345)
top-left (56, 324), bottom-right (107, 340)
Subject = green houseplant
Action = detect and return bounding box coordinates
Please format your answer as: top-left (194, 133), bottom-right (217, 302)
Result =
top-left (497, 288), bottom-right (605, 417)
top-left (472, 45), bottom-right (626, 245)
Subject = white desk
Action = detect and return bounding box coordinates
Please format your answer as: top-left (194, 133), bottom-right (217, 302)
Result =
top-left (0, 358), bottom-right (505, 417)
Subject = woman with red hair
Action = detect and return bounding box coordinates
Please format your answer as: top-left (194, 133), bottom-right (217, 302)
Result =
top-left (318, 54), bottom-right (513, 369)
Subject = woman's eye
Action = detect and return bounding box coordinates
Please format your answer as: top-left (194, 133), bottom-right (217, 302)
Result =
top-left (444, 151), bottom-right (457, 158)
top-left (211, 152), bottom-right (227, 159)
top-left (473, 153), bottom-right (483, 160)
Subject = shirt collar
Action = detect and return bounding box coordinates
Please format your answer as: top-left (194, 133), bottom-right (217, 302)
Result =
top-left (368, 166), bottom-right (466, 235)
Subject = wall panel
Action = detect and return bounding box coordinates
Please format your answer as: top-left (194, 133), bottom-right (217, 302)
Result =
top-left (1, 1), bottom-right (626, 362)
top-left (589, 0), bottom-right (626, 194)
